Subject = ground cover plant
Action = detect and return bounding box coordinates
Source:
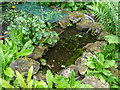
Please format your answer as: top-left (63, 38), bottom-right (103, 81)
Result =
top-left (1, 1), bottom-right (119, 89)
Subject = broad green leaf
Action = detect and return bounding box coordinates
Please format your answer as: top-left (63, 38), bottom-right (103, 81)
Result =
top-left (21, 40), bottom-right (32, 50)
top-left (27, 66), bottom-right (33, 88)
top-left (0, 78), bottom-right (14, 88)
top-left (46, 70), bottom-right (53, 88)
top-left (16, 71), bottom-right (27, 88)
top-left (35, 80), bottom-right (48, 88)
top-left (102, 69), bottom-right (112, 76)
top-left (4, 67), bottom-right (14, 78)
top-left (104, 35), bottom-right (119, 44)
top-left (99, 54), bottom-right (104, 64)
top-left (70, 70), bottom-right (75, 87)
top-left (16, 49), bottom-right (32, 58)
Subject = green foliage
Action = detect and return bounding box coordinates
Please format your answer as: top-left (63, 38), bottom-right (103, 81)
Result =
top-left (84, 52), bottom-right (119, 87)
top-left (7, 10), bottom-right (58, 47)
top-left (104, 35), bottom-right (119, 44)
top-left (37, 1), bottom-right (91, 12)
top-left (1, 68), bottom-right (93, 88)
top-left (87, 0), bottom-right (119, 36)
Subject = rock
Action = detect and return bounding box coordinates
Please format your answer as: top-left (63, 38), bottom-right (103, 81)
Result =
top-left (91, 22), bottom-right (103, 36)
top-left (10, 58), bottom-right (40, 75)
top-left (25, 46), bottom-right (48, 60)
top-left (97, 31), bottom-right (108, 40)
top-left (57, 65), bottom-right (79, 78)
top-left (69, 11), bottom-right (84, 24)
top-left (76, 19), bottom-right (92, 30)
top-left (82, 41), bottom-right (107, 53)
top-left (51, 27), bottom-right (65, 35)
top-left (107, 66), bottom-right (120, 79)
top-left (75, 52), bottom-right (96, 75)
top-left (82, 76), bottom-right (109, 88)
top-left (33, 73), bottom-right (46, 81)
top-left (58, 16), bottom-right (71, 29)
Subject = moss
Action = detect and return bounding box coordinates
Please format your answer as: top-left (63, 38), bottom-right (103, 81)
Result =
top-left (65, 48), bottom-right (83, 66)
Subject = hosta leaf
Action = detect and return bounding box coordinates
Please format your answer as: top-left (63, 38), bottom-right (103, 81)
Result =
top-left (35, 80), bottom-right (48, 88)
top-left (27, 66), bottom-right (33, 88)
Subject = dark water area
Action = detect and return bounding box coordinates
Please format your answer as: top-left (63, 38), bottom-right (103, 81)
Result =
top-left (43, 26), bottom-right (97, 73)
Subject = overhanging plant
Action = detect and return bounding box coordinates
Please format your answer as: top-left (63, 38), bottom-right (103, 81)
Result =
top-left (7, 11), bottom-right (59, 47)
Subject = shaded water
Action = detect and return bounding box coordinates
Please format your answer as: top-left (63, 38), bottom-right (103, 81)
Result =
top-left (43, 26), bottom-right (97, 73)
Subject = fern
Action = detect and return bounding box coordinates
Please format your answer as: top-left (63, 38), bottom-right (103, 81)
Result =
top-left (87, 0), bottom-right (118, 36)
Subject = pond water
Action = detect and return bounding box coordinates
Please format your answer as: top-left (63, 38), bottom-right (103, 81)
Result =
top-left (43, 26), bottom-right (97, 73)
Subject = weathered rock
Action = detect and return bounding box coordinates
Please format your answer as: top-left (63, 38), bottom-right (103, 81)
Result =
top-left (25, 46), bottom-right (48, 60)
top-left (107, 66), bottom-right (120, 79)
top-left (76, 19), bottom-right (92, 30)
top-left (69, 11), bottom-right (84, 24)
top-left (58, 16), bottom-right (71, 29)
top-left (33, 73), bottom-right (46, 81)
top-left (51, 27), bottom-right (65, 35)
top-left (82, 41), bottom-right (107, 53)
top-left (82, 76), bottom-right (109, 88)
top-left (97, 31), bottom-right (108, 40)
top-left (57, 65), bottom-right (79, 78)
top-left (10, 58), bottom-right (40, 75)
top-left (75, 52), bottom-right (96, 75)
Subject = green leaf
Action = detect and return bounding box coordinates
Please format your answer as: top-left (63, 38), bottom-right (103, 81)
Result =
top-left (70, 70), bottom-right (75, 87)
top-left (4, 67), bottom-right (14, 78)
top-left (16, 70), bottom-right (27, 88)
top-left (80, 84), bottom-right (93, 88)
top-left (46, 70), bottom-right (53, 88)
top-left (99, 53), bottom-right (104, 64)
top-left (10, 29), bottom-right (17, 44)
top-left (35, 80), bottom-right (48, 88)
top-left (27, 66), bottom-right (33, 88)
top-left (61, 3), bottom-right (66, 9)
top-left (21, 40), bottom-right (32, 50)
top-left (104, 35), bottom-right (119, 44)
top-left (0, 78), bottom-right (14, 88)
top-left (102, 69), bottom-right (112, 76)
top-left (99, 75), bottom-right (106, 84)
top-left (16, 49), bottom-right (32, 58)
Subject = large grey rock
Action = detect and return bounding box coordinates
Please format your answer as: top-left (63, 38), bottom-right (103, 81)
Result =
top-left (57, 65), bottom-right (79, 78)
top-left (10, 58), bottom-right (40, 75)
top-left (75, 52), bottom-right (96, 75)
top-left (82, 76), bottom-right (109, 88)
top-left (82, 41), bottom-right (107, 53)
top-left (25, 46), bottom-right (48, 60)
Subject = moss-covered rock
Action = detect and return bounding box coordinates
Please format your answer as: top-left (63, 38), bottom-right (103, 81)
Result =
top-left (82, 41), bottom-right (107, 53)
top-left (10, 58), bottom-right (40, 75)
top-left (25, 46), bottom-right (48, 60)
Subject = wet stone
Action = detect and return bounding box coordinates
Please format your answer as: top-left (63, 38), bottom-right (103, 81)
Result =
top-left (82, 76), bottom-right (109, 88)
top-left (82, 41), bottom-right (107, 53)
top-left (10, 58), bottom-right (40, 75)
top-left (25, 46), bottom-right (48, 60)
top-left (97, 31), bottom-right (108, 40)
top-left (57, 65), bottom-right (79, 78)
top-left (51, 27), bottom-right (65, 35)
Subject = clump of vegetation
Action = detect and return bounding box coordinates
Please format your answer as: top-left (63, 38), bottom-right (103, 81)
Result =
top-left (87, 0), bottom-right (118, 36)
